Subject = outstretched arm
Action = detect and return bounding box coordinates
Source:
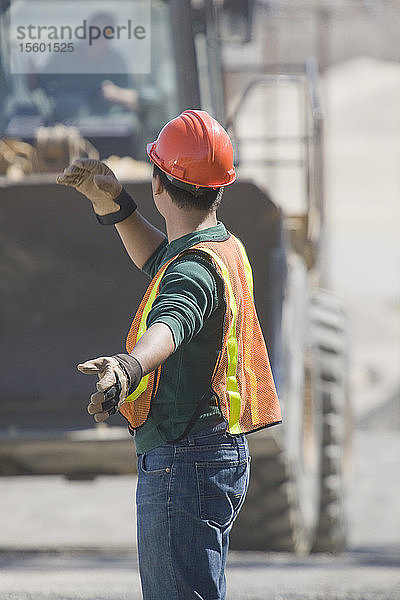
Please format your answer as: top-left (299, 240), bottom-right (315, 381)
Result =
top-left (57, 158), bottom-right (166, 269)
top-left (78, 322), bottom-right (175, 423)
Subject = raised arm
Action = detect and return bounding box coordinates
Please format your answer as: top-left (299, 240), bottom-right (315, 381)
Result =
top-left (57, 158), bottom-right (166, 269)
top-left (114, 210), bottom-right (165, 269)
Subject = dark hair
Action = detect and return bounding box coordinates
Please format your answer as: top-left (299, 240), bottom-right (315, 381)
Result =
top-left (153, 164), bottom-right (224, 211)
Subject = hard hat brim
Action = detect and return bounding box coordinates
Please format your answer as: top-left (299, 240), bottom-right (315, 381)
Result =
top-left (147, 140), bottom-right (236, 189)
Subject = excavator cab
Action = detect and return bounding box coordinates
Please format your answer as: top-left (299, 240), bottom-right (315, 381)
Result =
top-left (0, 0), bottom-right (179, 159)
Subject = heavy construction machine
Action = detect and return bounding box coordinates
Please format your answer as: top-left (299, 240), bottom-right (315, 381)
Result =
top-left (0, 0), bottom-right (350, 553)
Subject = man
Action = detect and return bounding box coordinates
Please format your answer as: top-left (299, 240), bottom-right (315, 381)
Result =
top-left (37, 12), bottom-right (130, 121)
top-left (57, 109), bottom-right (281, 600)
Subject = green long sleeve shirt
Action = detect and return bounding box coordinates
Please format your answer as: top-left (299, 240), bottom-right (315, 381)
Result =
top-left (133, 222), bottom-right (229, 454)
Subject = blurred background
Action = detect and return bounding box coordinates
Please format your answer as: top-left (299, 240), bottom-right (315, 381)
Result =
top-left (0, 1), bottom-right (399, 599)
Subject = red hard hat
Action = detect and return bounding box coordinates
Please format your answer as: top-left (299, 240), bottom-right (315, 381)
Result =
top-left (146, 110), bottom-right (236, 189)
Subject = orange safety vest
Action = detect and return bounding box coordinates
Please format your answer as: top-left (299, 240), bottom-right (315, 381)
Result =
top-left (119, 234), bottom-right (282, 434)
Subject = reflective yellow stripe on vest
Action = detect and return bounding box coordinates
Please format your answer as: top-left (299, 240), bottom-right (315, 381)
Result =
top-left (198, 246), bottom-right (242, 433)
top-left (124, 262), bottom-right (170, 403)
top-left (234, 236), bottom-right (254, 299)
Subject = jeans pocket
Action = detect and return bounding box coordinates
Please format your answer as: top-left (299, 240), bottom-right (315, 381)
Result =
top-left (140, 452), bottom-right (173, 474)
top-left (137, 452), bottom-right (173, 507)
top-left (195, 458), bottom-right (249, 528)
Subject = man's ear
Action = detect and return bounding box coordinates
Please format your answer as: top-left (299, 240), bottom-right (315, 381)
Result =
top-left (152, 173), bottom-right (164, 196)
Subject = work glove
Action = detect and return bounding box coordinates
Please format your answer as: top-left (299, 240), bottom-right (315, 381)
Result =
top-left (77, 354), bottom-right (142, 423)
top-left (56, 158), bottom-right (137, 225)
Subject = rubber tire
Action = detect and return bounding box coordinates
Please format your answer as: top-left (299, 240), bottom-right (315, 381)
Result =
top-left (229, 430), bottom-right (319, 553)
top-left (311, 290), bottom-right (351, 554)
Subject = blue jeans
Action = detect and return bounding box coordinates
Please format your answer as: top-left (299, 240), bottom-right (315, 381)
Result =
top-left (136, 421), bottom-right (250, 600)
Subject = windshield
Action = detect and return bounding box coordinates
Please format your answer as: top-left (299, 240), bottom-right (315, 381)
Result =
top-left (0, 0), bottom-right (179, 168)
